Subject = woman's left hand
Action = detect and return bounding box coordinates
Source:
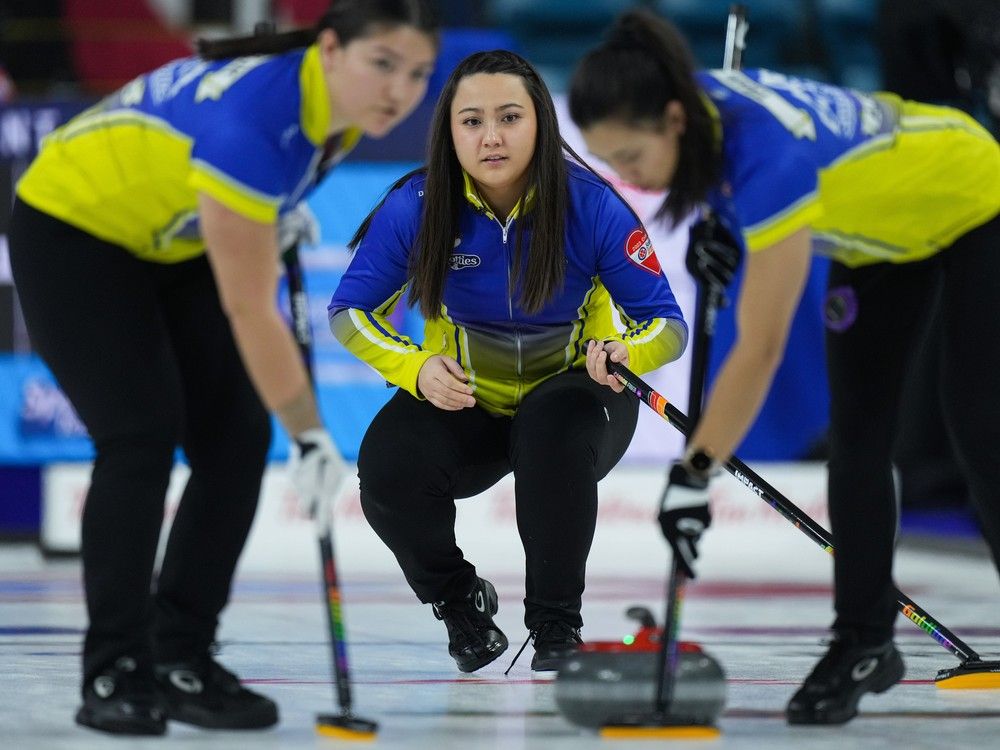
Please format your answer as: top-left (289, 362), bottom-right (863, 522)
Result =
top-left (586, 339), bottom-right (628, 392)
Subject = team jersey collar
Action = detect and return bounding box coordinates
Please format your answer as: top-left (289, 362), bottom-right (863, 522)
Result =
top-left (299, 44), bottom-right (363, 154)
top-left (461, 171), bottom-right (537, 222)
top-left (300, 45), bottom-right (330, 145)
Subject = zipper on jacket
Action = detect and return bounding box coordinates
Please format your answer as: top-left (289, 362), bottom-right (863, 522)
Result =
top-left (493, 213), bottom-right (524, 404)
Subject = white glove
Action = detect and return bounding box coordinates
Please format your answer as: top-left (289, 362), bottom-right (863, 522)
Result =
top-left (277, 202), bottom-right (320, 252)
top-left (659, 461), bottom-right (712, 579)
top-left (288, 428), bottom-right (348, 528)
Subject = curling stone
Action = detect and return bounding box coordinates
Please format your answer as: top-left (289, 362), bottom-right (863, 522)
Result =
top-left (554, 607), bottom-right (725, 732)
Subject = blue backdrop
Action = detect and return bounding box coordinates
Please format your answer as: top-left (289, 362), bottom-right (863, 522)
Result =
top-left (0, 27), bottom-right (831, 467)
top-left (0, 159), bottom-right (829, 465)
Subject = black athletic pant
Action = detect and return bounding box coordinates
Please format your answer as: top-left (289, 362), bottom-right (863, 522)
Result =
top-left (8, 199), bottom-right (271, 684)
top-left (824, 215), bottom-right (1000, 641)
top-left (358, 369), bottom-right (639, 629)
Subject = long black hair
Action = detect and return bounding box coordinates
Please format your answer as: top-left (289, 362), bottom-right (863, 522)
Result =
top-left (352, 50), bottom-right (573, 318)
top-left (197, 0), bottom-right (438, 60)
top-left (568, 8), bottom-right (720, 228)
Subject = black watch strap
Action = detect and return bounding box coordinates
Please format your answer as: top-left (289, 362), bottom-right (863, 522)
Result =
top-left (686, 448), bottom-right (714, 474)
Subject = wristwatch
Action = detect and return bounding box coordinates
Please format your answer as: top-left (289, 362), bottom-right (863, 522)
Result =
top-left (685, 447), bottom-right (715, 476)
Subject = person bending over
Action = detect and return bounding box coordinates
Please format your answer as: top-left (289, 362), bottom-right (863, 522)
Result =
top-left (9, 0), bottom-right (438, 735)
top-left (569, 8), bottom-right (1000, 725)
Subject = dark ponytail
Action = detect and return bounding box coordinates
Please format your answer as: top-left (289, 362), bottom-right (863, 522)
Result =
top-left (568, 8), bottom-right (720, 227)
top-left (197, 0), bottom-right (439, 61)
top-left (197, 27), bottom-right (313, 60)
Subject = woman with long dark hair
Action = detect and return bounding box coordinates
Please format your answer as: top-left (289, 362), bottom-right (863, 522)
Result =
top-left (569, 8), bottom-right (1000, 725)
top-left (8, 0), bottom-right (438, 736)
top-left (329, 49), bottom-right (686, 674)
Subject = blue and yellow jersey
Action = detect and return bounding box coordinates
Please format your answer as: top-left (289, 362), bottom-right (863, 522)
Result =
top-left (16, 45), bottom-right (360, 263)
top-left (698, 69), bottom-right (1000, 266)
top-left (328, 162), bottom-right (687, 416)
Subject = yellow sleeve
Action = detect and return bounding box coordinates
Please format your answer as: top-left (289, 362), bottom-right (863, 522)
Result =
top-left (330, 305), bottom-right (435, 400)
top-left (606, 313), bottom-right (688, 375)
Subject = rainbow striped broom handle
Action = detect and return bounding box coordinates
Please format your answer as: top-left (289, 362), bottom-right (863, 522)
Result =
top-left (607, 360), bottom-right (980, 666)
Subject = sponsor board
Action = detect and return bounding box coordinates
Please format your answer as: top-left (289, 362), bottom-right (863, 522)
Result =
top-left (41, 461), bottom-right (831, 581)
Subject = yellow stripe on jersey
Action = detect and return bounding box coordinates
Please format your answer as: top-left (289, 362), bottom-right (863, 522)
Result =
top-left (744, 191), bottom-right (824, 253)
top-left (17, 114), bottom-right (200, 260)
top-left (738, 95), bottom-right (1000, 265)
top-left (332, 278), bottom-right (685, 416)
top-left (580, 280), bottom-right (685, 378)
top-left (346, 308), bottom-right (417, 354)
top-left (188, 159), bottom-right (281, 225)
top-left (446, 306), bottom-right (478, 393)
top-left (330, 286), bottom-right (435, 401)
top-left (56, 109), bottom-right (177, 142)
top-left (300, 45), bottom-right (332, 146)
top-left (563, 277), bottom-right (604, 369)
top-left (462, 170), bottom-right (537, 221)
top-left (613, 303), bottom-right (686, 374)
top-left (813, 97), bottom-right (1000, 267)
top-left (17, 46), bottom-right (343, 264)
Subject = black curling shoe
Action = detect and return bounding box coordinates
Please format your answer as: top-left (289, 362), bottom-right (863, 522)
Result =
top-left (75, 656), bottom-right (167, 736)
top-left (433, 577), bottom-right (508, 672)
top-left (530, 620), bottom-right (583, 671)
top-left (786, 635), bottom-right (904, 725)
top-left (154, 655), bottom-right (278, 729)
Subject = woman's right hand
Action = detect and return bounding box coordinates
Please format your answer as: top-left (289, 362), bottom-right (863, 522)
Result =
top-left (417, 355), bottom-right (476, 410)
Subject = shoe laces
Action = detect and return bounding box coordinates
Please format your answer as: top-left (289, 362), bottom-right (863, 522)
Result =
top-left (503, 621), bottom-right (582, 676)
top-left (432, 599), bottom-right (492, 651)
top-left (532, 620), bottom-right (583, 648)
top-left (503, 635), bottom-right (533, 676)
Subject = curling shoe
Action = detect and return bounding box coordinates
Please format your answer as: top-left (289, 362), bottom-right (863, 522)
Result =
top-left (154, 654), bottom-right (278, 729)
top-left (75, 656), bottom-right (167, 736)
top-left (530, 620), bottom-right (583, 672)
top-left (433, 577), bottom-right (508, 672)
top-left (786, 634), bottom-right (904, 725)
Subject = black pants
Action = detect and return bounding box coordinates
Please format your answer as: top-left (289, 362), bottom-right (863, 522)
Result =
top-left (358, 370), bottom-right (639, 629)
top-left (8, 199), bottom-right (271, 684)
top-left (824, 215), bottom-right (1000, 641)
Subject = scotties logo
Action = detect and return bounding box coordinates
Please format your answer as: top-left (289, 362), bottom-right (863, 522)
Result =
top-left (625, 229), bottom-right (662, 276)
top-left (449, 253), bottom-right (481, 271)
